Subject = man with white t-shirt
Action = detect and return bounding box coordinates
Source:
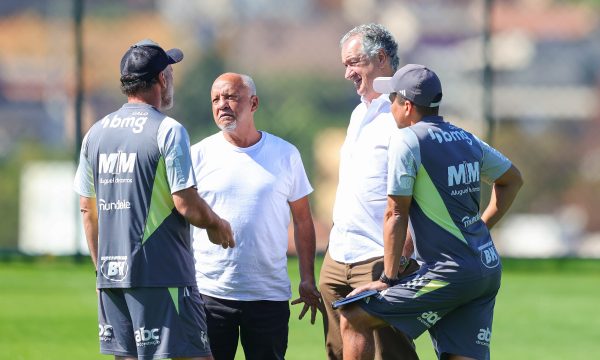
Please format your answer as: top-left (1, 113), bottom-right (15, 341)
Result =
top-left (190, 72), bottom-right (321, 360)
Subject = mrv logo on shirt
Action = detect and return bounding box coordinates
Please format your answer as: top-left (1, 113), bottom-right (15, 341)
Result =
top-left (448, 161), bottom-right (479, 186)
top-left (99, 152), bottom-right (136, 174)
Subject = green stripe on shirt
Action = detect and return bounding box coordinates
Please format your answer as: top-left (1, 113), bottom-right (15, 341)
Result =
top-left (412, 165), bottom-right (467, 244)
top-left (142, 156), bottom-right (175, 244)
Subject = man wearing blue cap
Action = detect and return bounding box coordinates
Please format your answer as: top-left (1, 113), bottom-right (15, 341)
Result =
top-left (338, 64), bottom-right (523, 360)
top-left (74, 39), bottom-right (234, 360)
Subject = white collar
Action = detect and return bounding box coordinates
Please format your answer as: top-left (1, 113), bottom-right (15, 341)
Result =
top-left (360, 93), bottom-right (390, 108)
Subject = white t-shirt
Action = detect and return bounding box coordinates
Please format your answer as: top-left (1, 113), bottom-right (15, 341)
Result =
top-left (328, 94), bottom-right (398, 263)
top-left (190, 131), bottom-right (313, 301)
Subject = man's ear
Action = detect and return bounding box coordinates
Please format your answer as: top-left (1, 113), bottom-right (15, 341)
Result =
top-left (377, 49), bottom-right (387, 68)
top-left (250, 95), bottom-right (259, 112)
top-left (404, 100), bottom-right (413, 116)
top-left (157, 71), bottom-right (166, 88)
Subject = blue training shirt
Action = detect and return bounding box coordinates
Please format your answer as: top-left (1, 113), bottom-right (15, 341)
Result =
top-left (388, 116), bottom-right (511, 282)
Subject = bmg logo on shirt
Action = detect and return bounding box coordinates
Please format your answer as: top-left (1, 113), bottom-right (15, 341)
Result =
top-left (428, 127), bottom-right (473, 145)
top-left (101, 114), bottom-right (147, 134)
top-left (100, 256), bottom-right (129, 282)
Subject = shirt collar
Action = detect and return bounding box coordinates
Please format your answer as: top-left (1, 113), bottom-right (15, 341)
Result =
top-left (360, 93), bottom-right (390, 110)
top-left (422, 115), bottom-right (445, 124)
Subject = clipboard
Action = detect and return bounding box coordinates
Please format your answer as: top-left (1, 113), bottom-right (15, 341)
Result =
top-left (331, 289), bottom-right (378, 310)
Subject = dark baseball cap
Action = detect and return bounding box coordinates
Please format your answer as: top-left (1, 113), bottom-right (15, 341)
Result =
top-left (120, 39), bottom-right (184, 82)
top-left (373, 64), bottom-right (442, 107)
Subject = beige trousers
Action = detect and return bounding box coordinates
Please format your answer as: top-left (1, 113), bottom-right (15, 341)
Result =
top-left (319, 251), bottom-right (420, 360)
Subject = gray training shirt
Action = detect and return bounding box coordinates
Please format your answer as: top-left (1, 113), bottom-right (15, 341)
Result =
top-left (74, 103), bottom-right (197, 288)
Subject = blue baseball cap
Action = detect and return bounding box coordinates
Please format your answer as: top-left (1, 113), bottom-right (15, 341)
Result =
top-left (120, 39), bottom-right (183, 82)
top-left (373, 64), bottom-right (442, 107)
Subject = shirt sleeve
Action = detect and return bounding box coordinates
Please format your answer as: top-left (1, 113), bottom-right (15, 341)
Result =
top-left (387, 128), bottom-right (420, 196)
top-left (288, 145), bottom-right (314, 202)
top-left (73, 131), bottom-right (96, 198)
top-left (157, 117), bottom-right (197, 194)
top-left (476, 137), bottom-right (512, 185)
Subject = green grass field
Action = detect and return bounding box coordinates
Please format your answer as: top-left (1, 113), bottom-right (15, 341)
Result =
top-left (1, 256), bottom-right (599, 359)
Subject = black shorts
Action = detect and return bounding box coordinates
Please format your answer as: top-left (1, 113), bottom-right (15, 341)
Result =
top-left (201, 294), bottom-right (290, 360)
top-left (98, 286), bottom-right (211, 359)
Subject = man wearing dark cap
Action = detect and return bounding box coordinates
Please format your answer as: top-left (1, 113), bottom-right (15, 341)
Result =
top-left (74, 39), bottom-right (234, 360)
top-left (338, 64), bottom-right (523, 360)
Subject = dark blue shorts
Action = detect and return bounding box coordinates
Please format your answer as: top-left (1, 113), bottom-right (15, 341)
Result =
top-left (98, 286), bottom-right (211, 359)
top-left (359, 271), bottom-right (501, 360)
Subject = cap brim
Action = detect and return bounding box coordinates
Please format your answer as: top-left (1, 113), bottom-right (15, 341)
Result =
top-left (373, 77), bottom-right (394, 94)
top-left (166, 48), bottom-right (184, 64)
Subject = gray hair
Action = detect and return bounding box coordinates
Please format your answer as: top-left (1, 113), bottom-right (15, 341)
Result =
top-left (240, 74), bottom-right (257, 96)
top-left (340, 23), bottom-right (399, 71)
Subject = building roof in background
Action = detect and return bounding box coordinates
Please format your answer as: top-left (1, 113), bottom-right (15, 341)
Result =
top-left (0, 11), bottom-right (184, 100)
top-left (226, 15), bottom-right (349, 76)
top-left (0, 0), bottom-right (599, 151)
top-left (494, 2), bottom-right (598, 40)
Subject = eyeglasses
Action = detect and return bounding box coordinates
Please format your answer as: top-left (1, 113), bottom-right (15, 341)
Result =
top-left (389, 92), bottom-right (397, 103)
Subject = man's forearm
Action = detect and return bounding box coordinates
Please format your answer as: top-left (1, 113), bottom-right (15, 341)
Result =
top-left (288, 196), bottom-right (317, 282)
top-left (402, 231), bottom-right (415, 258)
top-left (173, 187), bottom-right (221, 229)
top-left (294, 218), bottom-right (316, 282)
top-left (482, 165), bottom-right (523, 229)
top-left (187, 197), bottom-right (221, 229)
top-left (383, 195), bottom-right (413, 280)
top-left (383, 213), bottom-right (407, 279)
top-left (80, 196), bottom-right (98, 268)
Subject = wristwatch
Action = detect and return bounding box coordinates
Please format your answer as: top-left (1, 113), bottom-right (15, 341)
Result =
top-left (399, 256), bottom-right (409, 271)
top-left (379, 272), bottom-right (398, 286)
top-left (379, 256), bottom-right (411, 286)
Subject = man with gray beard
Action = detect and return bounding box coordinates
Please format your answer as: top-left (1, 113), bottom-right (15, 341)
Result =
top-left (75, 39), bottom-right (234, 360)
top-left (190, 72), bottom-right (321, 360)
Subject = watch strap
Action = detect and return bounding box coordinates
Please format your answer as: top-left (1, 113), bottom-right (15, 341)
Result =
top-left (379, 272), bottom-right (399, 286)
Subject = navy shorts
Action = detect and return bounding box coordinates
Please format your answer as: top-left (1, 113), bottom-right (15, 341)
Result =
top-left (359, 271), bottom-right (501, 360)
top-left (98, 286), bottom-right (211, 359)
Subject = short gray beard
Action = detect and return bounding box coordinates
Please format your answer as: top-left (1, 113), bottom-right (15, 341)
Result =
top-left (161, 85), bottom-right (174, 110)
top-left (218, 121), bottom-right (237, 132)
top-left (162, 96), bottom-right (173, 110)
